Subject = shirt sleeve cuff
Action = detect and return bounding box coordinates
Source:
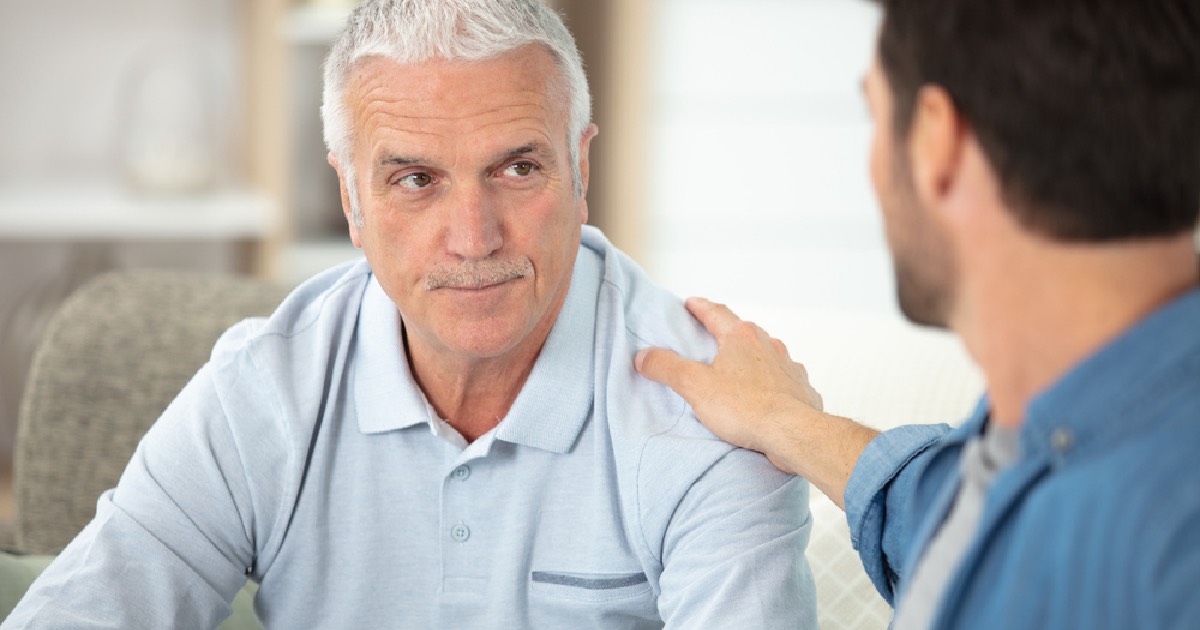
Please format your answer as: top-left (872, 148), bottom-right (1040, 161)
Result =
top-left (843, 423), bottom-right (950, 599)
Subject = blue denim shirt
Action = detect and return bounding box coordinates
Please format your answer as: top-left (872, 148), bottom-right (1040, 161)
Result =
top-left (845, 286), bottom-right (1200, 629)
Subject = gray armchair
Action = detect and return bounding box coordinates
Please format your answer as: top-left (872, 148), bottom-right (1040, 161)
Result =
top-left (5, 269), bottom-right (290, 628)
top-left (14, 269), bottom-right (290, 554)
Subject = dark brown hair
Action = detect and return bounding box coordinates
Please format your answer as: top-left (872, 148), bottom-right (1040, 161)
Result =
top-left (872, 0), bottom-right (1200, 241)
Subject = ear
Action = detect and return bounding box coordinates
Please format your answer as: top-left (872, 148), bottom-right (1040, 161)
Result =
top-left (907, 86), bottom-right (968, 212)
top-left (328, 151), bottom-right (363, 249)
top-left (577, 123), bottom-right (600, 223)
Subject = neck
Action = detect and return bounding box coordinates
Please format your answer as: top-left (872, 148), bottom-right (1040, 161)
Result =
top-left (402, 287), bottom-right (568, 443)
top-left (405, 336), bottom-right (541, 442)
top-left (952, 232), bottom-right (1198, 429)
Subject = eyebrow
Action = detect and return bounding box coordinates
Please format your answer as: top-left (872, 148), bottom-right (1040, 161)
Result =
top-left (500, 142), bottom-right (552, 162)
top-left (379, 154), bottom-right (422, 166)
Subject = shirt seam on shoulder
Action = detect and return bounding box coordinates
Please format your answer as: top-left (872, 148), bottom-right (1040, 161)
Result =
top-left (221, 273), bottom-right (368, 576)
top-left (634, 401), bottom-right (692, 565)
top-left (255, 265), bottom-right (370, 344)
top-left (217, 350), bottom-right (278, 578)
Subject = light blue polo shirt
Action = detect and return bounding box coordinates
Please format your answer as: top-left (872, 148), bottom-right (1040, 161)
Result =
top-left (5, 227), bottom-right (816, 629)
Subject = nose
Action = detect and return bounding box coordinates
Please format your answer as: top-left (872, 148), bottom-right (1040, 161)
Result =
top-left (445, 182), bottom-right (502, 260)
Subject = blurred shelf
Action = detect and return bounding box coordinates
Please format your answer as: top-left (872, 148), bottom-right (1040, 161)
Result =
top-left (282, 237), bottom-right (363, 285)
top-left (0, 184), bottom-right (274, 241)
top-left (285, 4), bottom-right (353, 45)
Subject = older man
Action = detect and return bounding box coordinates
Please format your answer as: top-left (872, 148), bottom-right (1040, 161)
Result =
top-left (639, 0), bottom-right (1200, 628)
top-left (3, 1), bottom-right (815, 628)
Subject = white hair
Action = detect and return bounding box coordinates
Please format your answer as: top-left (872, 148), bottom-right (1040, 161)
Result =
top-left (321, 0), bottom-right (592, 226)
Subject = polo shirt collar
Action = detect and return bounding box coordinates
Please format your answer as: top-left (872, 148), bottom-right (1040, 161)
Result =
top-left (494, 246), bottom-right (599, 453)
top-left (353, 245), bottom-right (600, 454)
top-left (354, 276), bottom-right (435, 434)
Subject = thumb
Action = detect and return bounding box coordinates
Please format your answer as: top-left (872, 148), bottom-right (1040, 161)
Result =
top-left (635, 347), bottom-right (706, 394)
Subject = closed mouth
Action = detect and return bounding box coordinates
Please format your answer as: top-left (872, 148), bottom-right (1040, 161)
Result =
top-left (438, 276), bottom-right (520, 292)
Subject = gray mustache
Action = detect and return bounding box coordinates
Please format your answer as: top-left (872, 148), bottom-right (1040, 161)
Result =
top-left (424, 257), bottom-right (534, 290)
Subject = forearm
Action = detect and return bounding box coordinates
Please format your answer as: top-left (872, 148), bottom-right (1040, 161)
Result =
top-left (760, 402), bottom-right (880, 510)
top-left (2, 494), bottom-right (245, 629)
top-left (6, 364), bottom-right (268, 627)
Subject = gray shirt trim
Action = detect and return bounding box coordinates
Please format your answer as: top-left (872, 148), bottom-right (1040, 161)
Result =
top-left (891, 421), bottom-right (1020, 629)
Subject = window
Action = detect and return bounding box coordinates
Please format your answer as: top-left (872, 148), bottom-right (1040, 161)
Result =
top-left (646, 0), bottom-right (894, 318)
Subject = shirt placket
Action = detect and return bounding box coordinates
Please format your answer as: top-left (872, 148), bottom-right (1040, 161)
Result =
top-left (440, 444), bottom-right (489, 605)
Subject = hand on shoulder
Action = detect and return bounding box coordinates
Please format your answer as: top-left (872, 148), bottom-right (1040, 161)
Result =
top-left (635, 297), bottom-right (824, 473)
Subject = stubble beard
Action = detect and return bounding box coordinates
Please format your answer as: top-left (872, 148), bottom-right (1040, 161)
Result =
top-left (887, 165), bottom-right (955, 329)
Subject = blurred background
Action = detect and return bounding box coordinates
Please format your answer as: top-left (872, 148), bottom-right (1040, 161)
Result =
top-left (0, 0), bottom-right (890, 528)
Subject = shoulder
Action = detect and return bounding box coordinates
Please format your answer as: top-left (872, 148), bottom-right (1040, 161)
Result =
top-left (1028, 414), bottom-right (1200, 578)
top-left (579, 229), bottom-right (798, 540)
top-left (1107, 411), bottom-right (1200, 535)
top-left (1041, 424), bottom-right (1200, 622)
top-left (210, 259), bottom-right (371, 371)
top-left (188, 259), bottom-right (372, 446)
top-left (582, 227), bottom-right (716, 365)
top-left (580, 226), bottom-right (717, 443)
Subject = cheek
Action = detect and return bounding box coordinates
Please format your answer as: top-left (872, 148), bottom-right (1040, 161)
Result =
top-left (515, 193), bottom-right (581, 243)
top-left (868, 130), bottom-right (889, 197)
top-left (358, 213), bottom-right (428, 278)
top-left (524, 204), bottom-right (582, 284)
top-left (868, 131), bottom-right (908, 252)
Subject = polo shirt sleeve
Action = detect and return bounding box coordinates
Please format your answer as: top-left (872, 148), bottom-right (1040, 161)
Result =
top-left (843, 423), bottom-right (953, 605)
top-left (2, 326), bottom-right (288, 629)
top-left (652, 445), bottom-right (817, 628)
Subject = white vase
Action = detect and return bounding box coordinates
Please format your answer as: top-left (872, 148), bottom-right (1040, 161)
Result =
top-left (116, 43), bottom-right (219, 196)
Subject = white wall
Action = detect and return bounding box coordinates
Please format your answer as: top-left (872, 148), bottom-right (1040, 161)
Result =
top-left (645, 0), bottom-right (895, 320)
top-left (0, 0), bottom-right (243, 187)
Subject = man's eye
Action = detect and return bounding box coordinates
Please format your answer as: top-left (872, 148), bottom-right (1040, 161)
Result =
top-left (503, 161), bottom-right (538, 177)
top-left (396, 173), bottom-right (433, 189)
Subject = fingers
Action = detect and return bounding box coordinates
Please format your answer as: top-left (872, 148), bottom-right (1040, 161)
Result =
top-left (683, 297), bottom-right (744, 337)
top-left (794, 360), bottom-right (808, 379)
top-left (686, 297), bottom-right (782, 353)
top-left (635, 347), bottom-right (705, 394)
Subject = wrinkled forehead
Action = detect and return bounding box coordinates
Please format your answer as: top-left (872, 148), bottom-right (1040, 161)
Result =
top-left (344, 48), bottom-right (570, 157)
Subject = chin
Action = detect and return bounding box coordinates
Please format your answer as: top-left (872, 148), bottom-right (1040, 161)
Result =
top-left (895, 270), bottom-right (952, 330)
top-left (440, 322), bottom-right (529, 359)
top-left (896, 285), bottom-right (955, 330)
top-left (898, 300), bottom-right (950, 330)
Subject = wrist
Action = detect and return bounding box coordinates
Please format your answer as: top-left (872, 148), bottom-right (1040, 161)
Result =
top-left (756, 398), bottom-right (823, 477)
top-left (768, 403), bottom-right (879, 509)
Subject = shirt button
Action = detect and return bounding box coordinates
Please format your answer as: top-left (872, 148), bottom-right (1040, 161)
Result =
top-left (451, 465), bottom-right (471, 481)
top-left (1051, 428), bottom-right (1074, 453)
top-left (450, 523), bottom-right (471, 542)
